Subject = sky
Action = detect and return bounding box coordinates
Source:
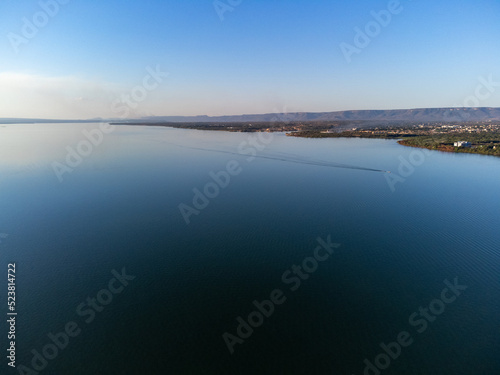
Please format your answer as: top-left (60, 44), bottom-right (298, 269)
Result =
top-left (0, 0), bottom-right (499, 119)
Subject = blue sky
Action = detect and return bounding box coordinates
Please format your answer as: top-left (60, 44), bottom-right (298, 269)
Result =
top-left (0, 0), bottom-right (499, 119)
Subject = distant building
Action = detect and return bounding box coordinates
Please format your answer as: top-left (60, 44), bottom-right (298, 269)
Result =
top-left (454, 141), bottom-right (471, 147)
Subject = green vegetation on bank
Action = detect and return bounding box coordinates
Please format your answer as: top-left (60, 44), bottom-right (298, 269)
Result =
top-left (398, 132), bottom-right (500, 156)
top-left (112, 120), bottom-right (367, 133)
top-left (290, 130), bottom-right (500, 157)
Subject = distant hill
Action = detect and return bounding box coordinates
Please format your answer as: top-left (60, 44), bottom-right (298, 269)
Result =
top-left (132, 107), bottom-right (500, 124)
top-left (3, 107), bottom-right (500, 125)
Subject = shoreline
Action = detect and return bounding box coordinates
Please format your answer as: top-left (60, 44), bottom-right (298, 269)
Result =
top-left (111, 122), bottom-right (500, 158)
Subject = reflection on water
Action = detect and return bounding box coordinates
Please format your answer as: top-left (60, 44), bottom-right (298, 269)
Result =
top-left (0, 123), bottom-right (499, 374)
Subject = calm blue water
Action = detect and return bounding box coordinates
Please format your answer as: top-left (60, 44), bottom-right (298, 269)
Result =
top-left (1, 123), bottom-right (499, 374)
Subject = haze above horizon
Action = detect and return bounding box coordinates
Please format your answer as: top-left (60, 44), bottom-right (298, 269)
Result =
top-left (1, 0), bottom-right (499, 119)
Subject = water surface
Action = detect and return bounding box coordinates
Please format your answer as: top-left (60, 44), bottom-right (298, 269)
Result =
top-left (1, 123), bottom-right (499, 374)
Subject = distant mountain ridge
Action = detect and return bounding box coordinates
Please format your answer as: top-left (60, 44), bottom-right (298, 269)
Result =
top-left (2, 107), bottom-right (500, 124)
top-left (132, 107), bottom-right (500, 123)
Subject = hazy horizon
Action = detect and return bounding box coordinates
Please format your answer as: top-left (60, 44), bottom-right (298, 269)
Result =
top-left (2, 105), bottom-right (500, 122)
top-left (1, 0), bottom-right (499, 119)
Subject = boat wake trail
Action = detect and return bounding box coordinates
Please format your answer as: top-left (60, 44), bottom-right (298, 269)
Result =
top-left (154, 140), bottom-right (391, 174)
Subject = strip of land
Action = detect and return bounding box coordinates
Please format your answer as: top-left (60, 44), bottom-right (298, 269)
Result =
top-left (112, 120), bottom-right (500, 157)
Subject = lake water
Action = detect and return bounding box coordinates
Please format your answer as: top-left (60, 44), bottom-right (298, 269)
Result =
top-left (1, 123), bottom-right (499, 374)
